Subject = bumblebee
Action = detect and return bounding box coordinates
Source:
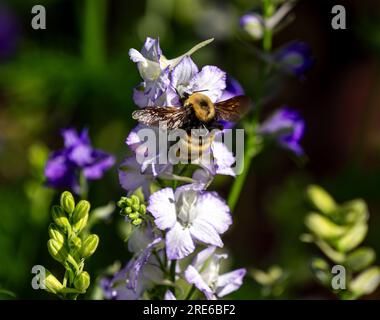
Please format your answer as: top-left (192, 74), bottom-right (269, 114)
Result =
top-left (132, 93), bottom-right (250, 131)
top-left (132, 93), bottom-right (250, 160)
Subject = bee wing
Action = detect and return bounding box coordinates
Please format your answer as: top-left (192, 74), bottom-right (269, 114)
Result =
top-left (214, 96), bottom-right (251, 122)
top-left (132, 106), bottom-right (191, 129)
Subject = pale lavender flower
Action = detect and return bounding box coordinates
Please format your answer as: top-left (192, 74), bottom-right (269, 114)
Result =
top-left (101, 237), bottom-right (163, 300)
top-left (129, 37), bottom-right (214, 107)
top-left (45, 128), bottom-right (115, 193)
top-left (259, 108), bottom-right (305, 156)
top-left (184, 246), bottom-right (246, 300)
top-left (119, 125), bottom-right (173, 197)
top-left (147, 187), bottom-right (232, 260)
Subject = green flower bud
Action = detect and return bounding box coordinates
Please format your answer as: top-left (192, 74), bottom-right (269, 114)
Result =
top-left (81, 234), bottom-right (99, 259)
top-left (307, 185), bottom-right (336, 214)
top-left (310, 257), bottom-right (331, 286)
top-left (132, 218), bottom-right (142, 226)
top-left (305, 213), bottom-right (347, 239)
top-left (72, 200), bottom-right (90, 233)
top-left (51, 206), bottom-right (70, 232)
top-left (128, 212), bottom-right (140, 220)
top-left (346, 247), bottom-right (376, 272)
top-left (131, 195), bottom-right (140, 206)
top-left (120, 207), bottom-right (133, 216)
top-left (48, 224), bottom-right (65, 244)
top-left (139, 204), bottom-right (146, 215)
top-left (335, 222), bottom-right (368, 252)
top-left (132, 204), bottom-right (140, 212)
top-left (43, 270), bottom-right (64, 294)
top-left (68, 235), bottom-right (82, 251)
top-left (60, 191), bottom-right (75, 215)
top-left (74, 271), bottom-right (90, 292)
top-left (47, 239), bottom-right (68, 264)
top-left (349, 267), bottom-right (380, 297)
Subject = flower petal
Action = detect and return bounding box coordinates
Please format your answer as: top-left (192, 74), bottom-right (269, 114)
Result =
top-left (194, 192), bottom-right (232, 234)
top-left (166, 222), bottom-right (195, 260)
top-left (216, 268), bottom-right (246, 298)
top-left (147, 188), bottom-right (177, 230)
top-left (141, 37), bottom-right (162, 62)
top-left (119, 157), bottom-right (152, 198)
top-left (192, 246), bottom-right (216, 270)
top-left (184, 265), bottom-right (215, 300)
top-left (190, 218), bottom-right (224, 247)
top-left (188, 65), bottom-right (226, 102)
top-left (128, 237), bottom-right (162, 291)
top-left (219, 76), bottom-right (245, 101)
top-left (171, 56), bottom-right (199, 95)
top-left (83, 150), bottom-right (115, 179)
top-left (211, 141), bottom-right (236, 176)
top-left (129, 48), bottom-right (147, 64)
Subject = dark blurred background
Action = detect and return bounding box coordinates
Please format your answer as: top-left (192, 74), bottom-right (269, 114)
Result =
top-left (1, 0), bottom-right (380, 299)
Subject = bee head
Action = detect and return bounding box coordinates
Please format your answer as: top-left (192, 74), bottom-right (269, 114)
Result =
top-left (185, 93), bottom-right (215, 122)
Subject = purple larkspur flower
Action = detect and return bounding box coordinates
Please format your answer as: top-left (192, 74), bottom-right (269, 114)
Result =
top-left (275, 42), bottom-right (313, 77)
top-left (184, 246), bottom-right (246, 300)
top-left (45, 128), bottom-right (115, 193)
top-left (259, 108), bottom-right (305, 156)
top-left (101, 236), bottom-right (163, 300)
top-left (147, 187), bottom-right (232, 260)
top-left (0, 5), bottom-right (20, 60)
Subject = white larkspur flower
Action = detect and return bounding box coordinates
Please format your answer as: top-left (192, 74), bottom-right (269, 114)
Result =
top-left (184, 246), bottom-right (246, 300)
top-left (147, 187), bottom-right (232, 260)
top-left (129, 37), bottom-right (214, 107)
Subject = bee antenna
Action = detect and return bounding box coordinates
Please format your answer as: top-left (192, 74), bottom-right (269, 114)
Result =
top-left (193, 89), bottom-right (209, 93)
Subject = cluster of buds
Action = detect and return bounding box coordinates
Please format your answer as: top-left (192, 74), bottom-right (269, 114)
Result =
top-left (42, 191), bottom-right (99, 298)
top-left (302, 185), bottom-right (380, 299)
top-left (117, 195), bottom-right (146, 226)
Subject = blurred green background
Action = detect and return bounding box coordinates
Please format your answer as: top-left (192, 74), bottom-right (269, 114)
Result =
top-left (1, 0), bottom-right (380, 299)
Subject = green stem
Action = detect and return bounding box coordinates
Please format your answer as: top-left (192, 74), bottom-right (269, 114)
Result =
top-left (185, 285), bottom-right (197, 300)
top-left (79, 172), bottom-right (88, 200)
top-left (263, 0), bottom-right (274, 53)
top-left (82, 0), bottom-right (107, 68)
top-left (228, 133), bottom-right (260, 211)
top-left (227, 1), bottom-right (273, 212)
top-left (170, 260), bottom-right (177, 295)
